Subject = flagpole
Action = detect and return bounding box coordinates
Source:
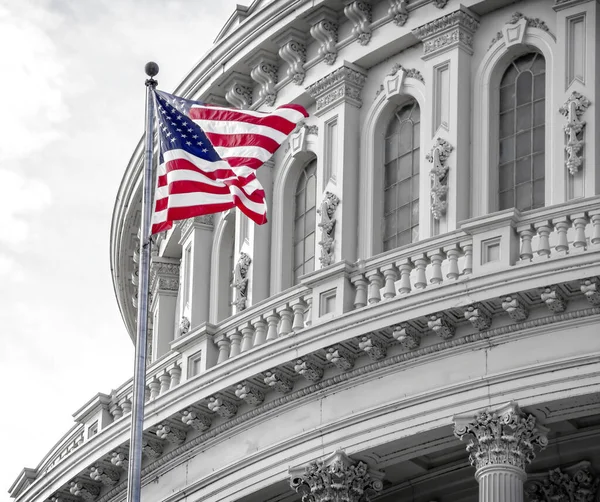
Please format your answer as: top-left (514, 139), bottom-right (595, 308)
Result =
top-left (127, 61), bottom-right (158, 502)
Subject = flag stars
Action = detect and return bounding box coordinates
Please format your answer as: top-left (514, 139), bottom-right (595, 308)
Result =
top-left (170, 138), bottom-right (177, 143)
top-left (202, 148), bottom-right (208, 153)
top-left (186, 141), bottom-right (192, 146)
top-left (192, 135), bottom-right (198, 139)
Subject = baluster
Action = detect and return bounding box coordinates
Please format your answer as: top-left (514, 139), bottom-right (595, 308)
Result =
top-left (266, 311), bottom-right (280, 341)
top-left (304, 294), bottom-right (313, 327)
top-left (552, 216), bottom-right (570, 254)
top-left (412, 254), bottom-right (429, 289)
top-left (381, 265), bottom-right (398, 300)
top-left (109, 401), bottom-right (123, 421)
top-left (516, 225), bottom-right (534, 261)
top-left (590, 211), bottom-right (600, 245)
top-left (252, 317), bottom-right (267, 346)
top-left (158, 371), bottom-right (171, 395)
top-left (145, 386), bottom-right (150, 403)
top-left (534, 221), bottom-right (553, 257)
top-left (444, 245), bottom-right (460, 279)
top-left (291, 299), bottom-right (307, 330)
top-left (149, 378), bottom-right (160, 400)
top-left (240, 323), bottom-right (255, 352)
top-left (215, 335), bottom-right (231, 364)
top-left (168, 364), bottom-right (181, 388)
top-left (428, 250), bottom-right (445, 285)
top-left (119, 397), bottom-right (132, 415)
top-left (351, 273), bottom-right (369, 308)
top-left (228, 330), bottom-right (243, 357)
top-left (571, 213), bottom-right (588, 250)
top-left (396, 259), bottom-right (413, 294)
top-left (278, 305), bottom-right (294, 336)
top-left (366, 270), bottom-right (384, 304)
top-left (461, 243), bottom-right (473, 274)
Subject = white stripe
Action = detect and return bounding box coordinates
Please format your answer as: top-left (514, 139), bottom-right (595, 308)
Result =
top-left (193, 119), bottom-right (287, 144)
top-left (272, 107), bottom-right (306, 124)
top-left (190, 105), bottom-right (272, 119)
top-left (162, 149), bottom-right (231, 173)
top-left (215, 145), bottom-right (272, 163)
top-left (165, 169), bottom-right (226, 187)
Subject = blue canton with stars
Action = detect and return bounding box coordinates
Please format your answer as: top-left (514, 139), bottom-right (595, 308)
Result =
top-left (154, 90), bottom-right (221, 165)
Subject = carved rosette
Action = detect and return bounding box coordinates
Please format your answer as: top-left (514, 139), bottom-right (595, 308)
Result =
top-left (181, 409), bottom-right (212, 431)
top-left (69, 481), bottom-right (100, 502)
top-left (427, 313), bottom-right (455, 339)
top-left (581, 278), bottom-right (600, 306)
top-left (235, 382), bottom-right (265, 405)
top-left (412, 7), bottom-right (480, 58)
top-left (388, 0), bottom-right (408, 26)
top-left (540, 286), bottom-right (567, 313)
top-left (325, 345), bottom-right (355, 370)
top-left (232, 252), bottom-right (252, 311)
top-left (524, 461), bottom-right (600, 502)
top-left (89, 466), bottom-right (120, 486)
top-left (307, 7), bottom-right (338, 65)
top-left (317, 192), bottom-right (340, 267)
top-left (464, 304), bottom-right (492, 331)
top-left (426, 138), bottom-right (454, 220)
top-left (248, 50), bottom-right (279, 106)
top-left (264, 369), bottom-right (294, 393)
top-left (156, 423), bottom-right (186, 445)
top-left (344, 0), bottom-right (372, 46)
top-left (559, 92), bottom-right (591, 175)
top-left (358, 334), bottom-right (387, 360)
top-left (290, 450), bottom-right (384, 502)
top-left (307, 64), bottom-right (367, 116)
top-left (454, 402), bottom-right (549, 471)
top-left (392, 324), bottom-right (421, 349)
top-left (222, 72), bottom-right (253, 109)
top-left (501, 295), bottom-right (529, 321)
top-left (294, 357), bottom-right (324, 382)
top-left (110, 451), bottom-right (128, 470)
top-left (207, 395), bottom-right (238, 418)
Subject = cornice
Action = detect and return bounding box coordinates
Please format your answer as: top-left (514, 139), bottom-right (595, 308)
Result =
top-left (306, 62), bottom-right (367, 115)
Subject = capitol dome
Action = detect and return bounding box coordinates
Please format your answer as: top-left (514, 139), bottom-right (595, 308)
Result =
top-left (9, 0), bottom-right (600, 501)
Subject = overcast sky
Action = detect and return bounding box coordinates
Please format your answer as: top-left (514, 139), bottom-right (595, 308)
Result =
top-left (0, 0), bottom-right (241, 498)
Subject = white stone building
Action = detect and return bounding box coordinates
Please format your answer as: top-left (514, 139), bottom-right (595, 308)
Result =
top-left (9, 0), bottom-right (600, 501)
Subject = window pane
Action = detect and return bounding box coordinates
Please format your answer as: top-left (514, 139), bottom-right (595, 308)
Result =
top-left (411, 199), bottom-right (419, 222)
top-left (533, 126), bottom-right (544, 153)
top-left (413, 122), bottom-right (420, 147)
top-left (500, 85), bottom-right (515, 112)
top-left (398, 154), bottom-right (412, 180)
top-left (385, 161), bottom-right (397, 187)
top-left (385, 136), bottom-right (399, 163)
top-left (499, 163), bottom-right (514, 191)
top-left (499, 190), bottom-right (514, 210)
top-left (516, 182), bottom-right (532, 211)
top-left (294, 242), bottom-right (304, 267)
top-left (533, 73), bottom-right (545, 100)
top-left (533, 153), bottom-right (545, 179)
top-left (516, 104), bottom-right (532, 132)
top-left (296, 187), bottom-right (305, 216)
top-left (411, 174), bottom-right (420, 197)
top-left (304, 257), bottom-right (315, 275)
top-left (397, 205), bottom-right (410, 230)
top-left (304, 232), bottom-right (315, 260)
top-left (531, 53), bottom-right (545, 74)
top-left (533, 179), bottom-right (545, 207)
top-left (305, 175), bottom-right (316, 209)
top-left (516, 72), bottom-right (533, 105)
top-left (500, 63), bottom-right (518, 87)
top-left (500, 111), bottom-right (514, 138)
top-left (384, 187), bottom-right (396, 215)
top-left (516, 52), bottom-right (535, 71)
top-left (411, 225), bottom-right (419, 243)
top-left (305, 207), bottom-right (316, 233)
top-left (294, 216), bottom-right (304, 243)
top-left (516, 132), bottom-right (531, 159)
top-left (515, 157), bottom-right (531, 185)
top-left (499, 137), bottom-right (515, 164)
top-left (398, 230), bottom-right (411, 247)
top-left (398, 122), bottom-right (413, 156)
top-left (398, 179), bottom-right (411, 203)
top-left (384, 214), bottom-right (397, 240)
top-left (533, 101), bottom-right (545, 126)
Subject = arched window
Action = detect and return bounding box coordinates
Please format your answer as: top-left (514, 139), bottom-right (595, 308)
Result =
top-left (293, 160), bottom-right (317, 283)
top-left (498, 52), bottom-right (545, 211)
top-left (383, 99), bottom-right (420, 251)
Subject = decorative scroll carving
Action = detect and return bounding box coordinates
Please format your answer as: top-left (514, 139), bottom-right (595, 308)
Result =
top-left (156, 424), bottom-right (186, 445)
top-left (509, 12), bottom-right (551, 33)
top-left (307, 7), bottom-right (338, 65)
top-left (389, 62), bottom-right (424, 83)
top-left (89, 466), bottom-right (120, 486)
top-left (290, 450), bottom-right (384, 502)
top-left (222, 72), bottom-right (253, 109)
top-left (540, 286), bottom-right (567, 313)
top-left (264, 369), bottom-right (294, 393)
top-left (454, 401), bottom-right (549, 471)
top-left (232, 252), bottom-right (252, 311)
top-left (358, 334), bottom-right (387, 360)
top-left (294, 357), bottom-right (324, 382)
top-left (581, 278), bottom-right (600, 306)
top-left (317, 192), bottom-right (340, 267)
top-left (181, 409), bottom-right (212, 432)
top-left (344, 1), bottom-right (372, 46)
top-left (235, 382), bottom-right (265, 405)
top-left (464, 304), bottom-right (492, 331)
top-left (412, 7), bottom-right (480, 58)
top-left (501, 295), bottom-right (529, 321)
top-left (207, 395), bottom-right (238, 418)
top-left (248, 51), bottom-right (279, 106)
top-left (559, 92), bottom-right (591, 175)
top-left (306, 64), bottom-right (367, 115)
top-left (325, 345), bottom-right (355, 370)
top-left (110, 452), bottom-right (128, 470)
top-left (276, 28), bottom-right (307, 85)
top-left (141, 437), bottom-right (163, 458)
top-left (392, 324), bottom-right (421, 349)
top-left (388, 0), bottom-right (408, 26)
top-left (525, 461), bottom-right (600, 502)
top-left (426, 138), bottom-right (454, 220)
top-left (427, 312), bottom-right (455, 339)
top-left (69, 481), bottom-right (100, 501)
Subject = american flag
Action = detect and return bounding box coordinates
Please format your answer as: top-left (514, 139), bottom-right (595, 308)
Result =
top-left (151, 90), bottom-right (308, 234)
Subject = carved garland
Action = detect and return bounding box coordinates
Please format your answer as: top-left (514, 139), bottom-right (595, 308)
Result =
top-left (426, 138), bottom-right (454, 220)
top-left (232, 252), bottom-right (252, 311)
top-left (317, 192), bottom-right (340, 267)
top-left (559, 91), bottom-right (591, 175)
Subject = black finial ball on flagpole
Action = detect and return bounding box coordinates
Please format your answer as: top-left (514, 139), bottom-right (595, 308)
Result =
top-left (145, 62), bottom-right (159, 77)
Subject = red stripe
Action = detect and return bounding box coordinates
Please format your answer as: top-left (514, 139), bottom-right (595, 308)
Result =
top-left (166, 202), bottom-right (235, 222)
top-left (189, 108), bottom-right (298, 134)
top-left (277, 103), bottom-right (309, 117)
top-left (233, 195), bottom-right (268, 224)
top-left (155, 197), bottom-right (168, 211)
top-left (205, 132), bottom-right (280, 154)
top-left (152, 220), bottom-right (173, 234)
top-left (224, 157), bottom-right (264, 169)
top-left (164, 158), bottom-right (237, 180)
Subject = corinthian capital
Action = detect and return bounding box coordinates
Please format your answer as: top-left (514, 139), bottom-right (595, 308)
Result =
top-left (290, 450), bottom-right (384, 502)
top-left (453, 402), bottom-right (549, 471)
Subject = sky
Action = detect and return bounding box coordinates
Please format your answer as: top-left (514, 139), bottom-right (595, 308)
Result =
top-left (0, 0), bottom-right (241, 498)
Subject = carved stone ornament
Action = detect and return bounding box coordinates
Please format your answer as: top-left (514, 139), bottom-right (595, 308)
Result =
top-left (412, 7), bottom-right (480, 58)
top-left (392, 323), bottom-right (421, 349)
top-left (388, 0), bottom-right (408, 26)
top-left (427, 312), bottom-right (455, 339)
top-left (580, 278), bottom-right (600, 306)
top-left (559, 92), bottom-right (591, 175)
top-left (524, 461), bottom-right (600, 502)
top-left (379, 62), bottom-right (425, 99)
top-left (325, 345), bottom-right (355, 370)
top-left (110, 451), bottom-right (128, 470)
top-left (344, 0), bottom-right (372, 46)
top-left (264, 369), bottom-right (294, 393)
top-left (181, 409), bottom-right (212, 431)
top-left (207, 395), bottom-right (238, 418)
top-left (490, 12), bottom-right (553, 49)
top-left (389, 62), bottom-right (424, 83)
top-left (150, 259), bottom-right (180, 294)
top-left (235, 381), bottom-right (265, 405)
top-left (178, 316), bottom-right (190, 337)
top-left (222, 72), bottom-right (253, 109)
top-left (141, 437), bottom-right (163, 458)
top-left (248, 50), bottom-right (279, 106)
top-left (307, 6), bottom-right (338, 65)
top-left (358, 334), bottom-right (387, 360)
top-left (294, 357), bottom-right (324, 382)
top-left (540, 286), bottom-right (567, 313)
top-left (156, 423), bottom-right (186, 445)
top-left (232, 252), bottom-right (252, 311)
top-left (69, 481), bottom-right (100, 502)
top-left (89, 465), bottom-right (120, 486)
top-left (426, 138), bottom-right (454, 220)
top-left (306, 64), bottom-right (367, 116)
top-left (454, 402), bottom-right (549, 471)
top-left (178, 215), bottom-right (214, 240)
top-left (434, 0), bottom-right (449, 7)
top-left (290, 450), bottom-right (384, 502)
top-left (501, 295), bottom-right (529, 321)
top-left (275, 27), bottom-right (307, 85)
top-left (464, 303), bottom-right (492, 331)
top-left (317, 192), bottom-right (340, 267)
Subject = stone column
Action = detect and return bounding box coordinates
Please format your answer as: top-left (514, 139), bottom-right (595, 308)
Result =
top-left (150, 257), bottom-right (180, 361)
top-left (289, 449), bottom-right (384, 502)
top-left (453, 402), bottom-right (549, 502)
top-left (412, 6), bottom-right (479, 236)
top-left (306, 62), bottom-right (367, 267)
top-left (178, 216), bottom-right (213, 332)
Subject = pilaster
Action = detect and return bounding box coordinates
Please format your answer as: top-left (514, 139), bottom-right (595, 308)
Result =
top-left (150, 257), bottom-right (180, 361)
top-left (306, 62), bottom-right (367, 265)
top-left (412, 6), bottom-right (479, 234)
